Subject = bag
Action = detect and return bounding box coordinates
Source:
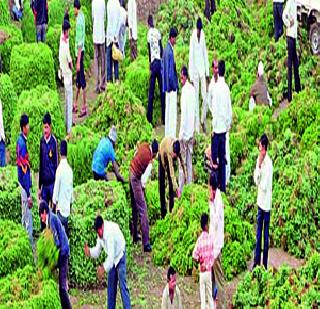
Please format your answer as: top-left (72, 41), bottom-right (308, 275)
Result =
top-left (112, 44), bottom-right (123, 62)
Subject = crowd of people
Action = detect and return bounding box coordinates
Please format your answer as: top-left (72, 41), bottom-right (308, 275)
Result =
top-left (0, 0), bottom-right (304, 308)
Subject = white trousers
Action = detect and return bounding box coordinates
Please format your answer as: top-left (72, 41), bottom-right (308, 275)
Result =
top-left (179, 138), bottom-right (193, 192)
top-left (200, 271), bottom-right (215, 309)
top-left (165, 91), bottom-right (177, 138)
top-left (64, 74), bottom-right (73, 134)
top-left (193, 74), bottom-right (207, 133)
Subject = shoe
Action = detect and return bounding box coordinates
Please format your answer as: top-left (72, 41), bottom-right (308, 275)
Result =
top-left (144, 244), bottom-right (152, 253)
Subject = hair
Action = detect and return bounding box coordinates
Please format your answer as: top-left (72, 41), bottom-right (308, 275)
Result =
top-left (64, 11), bottom-right (70, 22)
top-left (148, 14), bottom-right (154, 27)
top-left (43, 112), bottom-right (52, 126)
top-left (94, 215), bottom-right (104, 232)
top-left (169, 27), bottom-right (178, 39)
top-left (74, 0), bottom-right (81, 9)
top-left (210, 171), bottom-right (218, 190)
top-left (196, 17), bottom-right (202, 31)
top-left (62, 19), bottom-right (71, 32)
top-left (172, 140), bottom-right (180, 156)
top-left (167, 266), bottom-right (176, 281)
top-left (60, 140), bottom-right (67, 156)
top-left (181, 66), bottom-right (188, 78)
top-left (151, 139), bottom-right (158, 155)
top-left (260, 133), bottom-right (269, 151)
top-left (20, 114), bottom-right (29, 131)
top-left (39, 200), bottom-right (50, 216)
top-left (201, 213), bottom-right (209, 231)
top-left (218, 60), bottom-right (226, 77)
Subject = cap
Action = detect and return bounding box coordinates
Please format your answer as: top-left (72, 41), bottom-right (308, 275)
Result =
top-left (108, 126), bottom-right (117, 143)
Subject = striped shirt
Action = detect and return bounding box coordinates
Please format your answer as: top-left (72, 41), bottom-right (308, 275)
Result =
top-left (192, 231), bottom-right (214, 272)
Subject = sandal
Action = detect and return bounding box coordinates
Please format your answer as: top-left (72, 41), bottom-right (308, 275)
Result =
top-left (72, 105), bottom-right (78, 113)
top-left (79, 107), bottom-right (88, 118)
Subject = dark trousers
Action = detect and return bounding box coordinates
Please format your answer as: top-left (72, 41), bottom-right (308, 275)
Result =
top-left (41, 183), bottom-right (54, 231)
top-left (36, 24), bottom-right (46, 42)
top-left (147, 59), bottom-right (165, 125)
top-left (59, 254), bottom-right (72, 309)
top-left (287, 37), bottom-right (301, 102)
top-left (254, 207), bottom-right (270, 269)
top-left (93, 171), bottom-right (108, 181)
top-left (0, 140), bottom-right (5, 167)
top-left (204, 0), bottom-right (216, 20)
top-left (211, 133), bottom-right (226, 193)
top-left (159, 154), bottom-right (174, 218)
top-left (273, 2), bottom-right (283, 42)
top-left (58, 212), bottom-right (69, 238)
top-left (106, 43), bottom-right (119, 82)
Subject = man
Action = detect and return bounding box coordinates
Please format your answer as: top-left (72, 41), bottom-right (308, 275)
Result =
top-left (147, 14), bottom-right (165, 126)
top-left (16, 114), bottom-right (33, 246)
top-left (162, 27), bottom-right (178, 138)
top-left (12, 0), bottom-right (23, 21)
top-left (178, 66), bottom-right (195, 193)
top-left (0, 99), bottom-right (5, 167)
top-left (158, 137), bottom-right (185, 218)
top-left (209, 171), bottom-right (226, 309)
top-left (59, 18), bottom-right (73, 135)
top-left (39, 200), bottom-right (71, 309)
top-left (273, 0), bottom-right (284, 42)
top-left (38, 112), bottom-right (58, 210)
top-left (208, 60), bottom-right (232, 193)
top-left (283, 0), bottom-right (301, 102)
top-left (128, 0), bottom-right (137, 60)
top-left (84, 215), bottom-right (131, 309)
top-left (106, 0), bottom-right (121, 83)
top-left (161, 266), bottom-right (183, 309)
top-left (253, 134), bottom-right (273, 269)
top-left (118, 3), bottom-right (127, 57)
top-left (189, 18), bottom-right (209, 134)
top-left (32, 0), bottom-right (48, 42)
top-left (53, 140), bottom-right (73, 237)
top-left (73, 0), bottom-right (87, 117)
top-left (92, 0), bottom-right (106, 93)
top-left (193, 213), bottom-right (214, 309)
top-left (92, 126), bottom-right (124, 182)
top-left (130, 140), bottom-right (158, 252)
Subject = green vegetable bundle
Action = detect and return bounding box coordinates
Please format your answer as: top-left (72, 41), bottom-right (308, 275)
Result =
top-left (144, 180), bottom-right (161, 225)
top-left (0, 0), bottom-right (10, 26)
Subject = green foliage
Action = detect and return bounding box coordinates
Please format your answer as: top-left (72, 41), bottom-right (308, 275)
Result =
top-left (144, 180), bottom-right (161, 225)
top-left (21, 5), bottom-right (36, 43)
top-left (0, 0), bottom-right (10, 26)
top-left (10, 43), bottom-right (56, 95)
top-left (48, 0), bottom-right (66, 28)
top-left (46, 24), bottom-right (62, 77)
top-left (192, 133), bottom-right (210, 185)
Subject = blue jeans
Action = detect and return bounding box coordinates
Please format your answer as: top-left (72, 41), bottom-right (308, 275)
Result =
top-left (273, 2), bottom-right (283, 42)
top-left (0, 141), bottom-right (5, 167)
top-left (21, 187), bottom-right (33, 248)
top-left (107, 252), bottom-right (131, 309)
top-left (106, 43), bottom-right (119, 82)
top-left (254, 207), bottom-right (270, 269)
top-left (211, 132), bottom-right (226, 192)
top-left (36, 24), bottom-right (46, 42)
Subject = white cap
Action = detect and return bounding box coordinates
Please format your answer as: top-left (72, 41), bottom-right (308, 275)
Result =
top-left (108, 126), bottom-right (117, 143)
top-left (258, 61), bottom-right (264, 77)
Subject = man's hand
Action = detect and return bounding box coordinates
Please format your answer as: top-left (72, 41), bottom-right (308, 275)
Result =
top-left (212, 163), bottom-right (218, 170)
top-left (97, 265), bottom-right (105, 282)
top-left (38, 188), bottom-right (41, 200)
top-left (290, 19), bottom-right (294, 27)
top-left (176, 189), bottom-right (181, 199)
top-left (200, 264), bottom-right (207, 272)
top-left (27, 196), bottom-right (33, 209)
top-left (84, 243), bottom-right (90, 257)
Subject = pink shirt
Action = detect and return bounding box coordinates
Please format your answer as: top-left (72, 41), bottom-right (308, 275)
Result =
top-left (192, 231), bottom-right (214, 272)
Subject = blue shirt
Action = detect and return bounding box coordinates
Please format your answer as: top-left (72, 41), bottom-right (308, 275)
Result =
top-left (162, 42), bottom-right (178, 93)
top-left (92, 137), bottom-right (116, 176)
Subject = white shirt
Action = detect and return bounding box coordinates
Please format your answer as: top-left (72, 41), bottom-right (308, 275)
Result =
top-left (179, 81), bottom-right (195, 141)
top-left (141, 162), bottom-right (152, 188)
top-left (208, 76), bottom-right (232, 134)
top-left (59, 34), bottom-right (72, 78)
top-left (147, 27), bottom-right (162, 63)
top-left (128, 0), bottom-right (137, 40)
top-left (0, 100), bottom-right (5, 142)
top-left (52, 158), bottom-right (74, 218)
top-left (15, 0), bottom-right (21, 10)
top-left (254, 153), bottom-right (273, 211)
top-left (209, 189), bottom-right (224, 259)
top-left (92, 0), bottom-right (106, 44)
top-left (188, 29), bottom-right (209, 81)
top-left (273, 0), bottom-right (284, 3)
top-left (118, 6), bottom-right (127, 55)
top-left (161, 284), bottom-right (183, 309)
top-left (283, 0), bottom-right (297, 39)
top-left (90, 221), bottom-right (125, 272)
top-left (106, 0), bottom-right (121, 46)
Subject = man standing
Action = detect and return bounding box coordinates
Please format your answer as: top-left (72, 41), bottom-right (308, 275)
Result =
top-left (84, 215), bottom-right (131, 309)
top-left (253, 134), bottom-right (273, 270)
top-left (283, 0), bottom-right (301, 102)
top-left (273, 0), bottom-right (284, 42)
top-left (208, 60), bottom-right (232, 193)
top-left (158, 137), bottom-right (185, 218)
top-left (118, 3), bottom-right (127, 57)
top-left (189, 18), bottom-right (209, 134)
top-left (92, 0), bottom-right (106, 93)
top-left (147, 14), bottom-right (165, 126)
top-left (178, 66), bottom-right (195, 193)
top-left (0, 99), bottom-right (5, 167)
top-left (39, 201), bottom-right (72, 308)
top-left (38, 112), bottom-right (58, 210)
top-left (53, 140), bottom-right (73, 237)
top-left (162, 27), bottom-right (178, 138)
top-left (128, 0), bottom-right (137, 60)
top-left (73, 0), bottom-right (88, 117)
top-left (32, 0), bottom-right (48, 42)
top-left (16, 114), bottom-right (33, 246)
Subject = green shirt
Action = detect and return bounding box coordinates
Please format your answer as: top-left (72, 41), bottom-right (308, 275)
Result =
top-left (75, 10), bottom-right (85, 56)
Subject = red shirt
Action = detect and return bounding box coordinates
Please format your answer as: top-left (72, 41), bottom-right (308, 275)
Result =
top-left (130, 143), bottom-right (152, 178)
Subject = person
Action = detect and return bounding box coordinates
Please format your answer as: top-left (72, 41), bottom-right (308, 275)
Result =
top-left (32, 0), bottom-right (48, 42)
top-left (92, 126), bottom-right (124, 182)
top-left (209, 171), bottom-right (226, 309)
top-left (162, 27), bottom-right (178, 138)
top-left (39, 200), bottom-right (72, 309)
top-left (130, 140), bottom-right (158, 252)
top-left (38, 112), bottom-right (58, 211)
top-left (193, 213), bottom-right (215, 309)
top-left (92, 0), bottom-right (106, 93)
top-left (158, 137), bottom-right (185, 218)
top-left (59, 18), bottom-right (73, 135)
top-left (282, 0), bottom-right (301, 102)
top-left (84, 215), bottom-right (131, 309)
top-left (273, 0), bottom-right (284, 41)
top-left (208, 60), bottom-right (232, 193)
top-left (161, 266), bottom-right (183, 309)
top-left (0, 99), bottom-right (5, 167)
top-left (189, 17), bottom-right (209, 134)
top-left (53, 140), bottom-right (73, 237)
top-left (178, 66), bottom-right (195, 193)
top-left (128, 0), bottom-right (137, 60)
top-left (118, 3), bottom-right (127, 57)
top-left (253, 134), bottom-right (273, 270)
top-left (249, 61), bottom-right (272, 110)
top-left (73, 0), bottom-right (88, 117)
top-left (16, 114), bottom-right (33, 246)
top-left (147, 14), bottom-right (165, 126)
top-left (12, 0), bottom-right (23, 21)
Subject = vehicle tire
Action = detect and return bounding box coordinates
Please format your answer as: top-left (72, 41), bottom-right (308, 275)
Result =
top-left (309, 23), bottom-right (320, 55)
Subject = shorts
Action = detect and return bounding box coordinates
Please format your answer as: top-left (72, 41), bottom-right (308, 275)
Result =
top-left (76, 51), bottom-right (86, 90)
